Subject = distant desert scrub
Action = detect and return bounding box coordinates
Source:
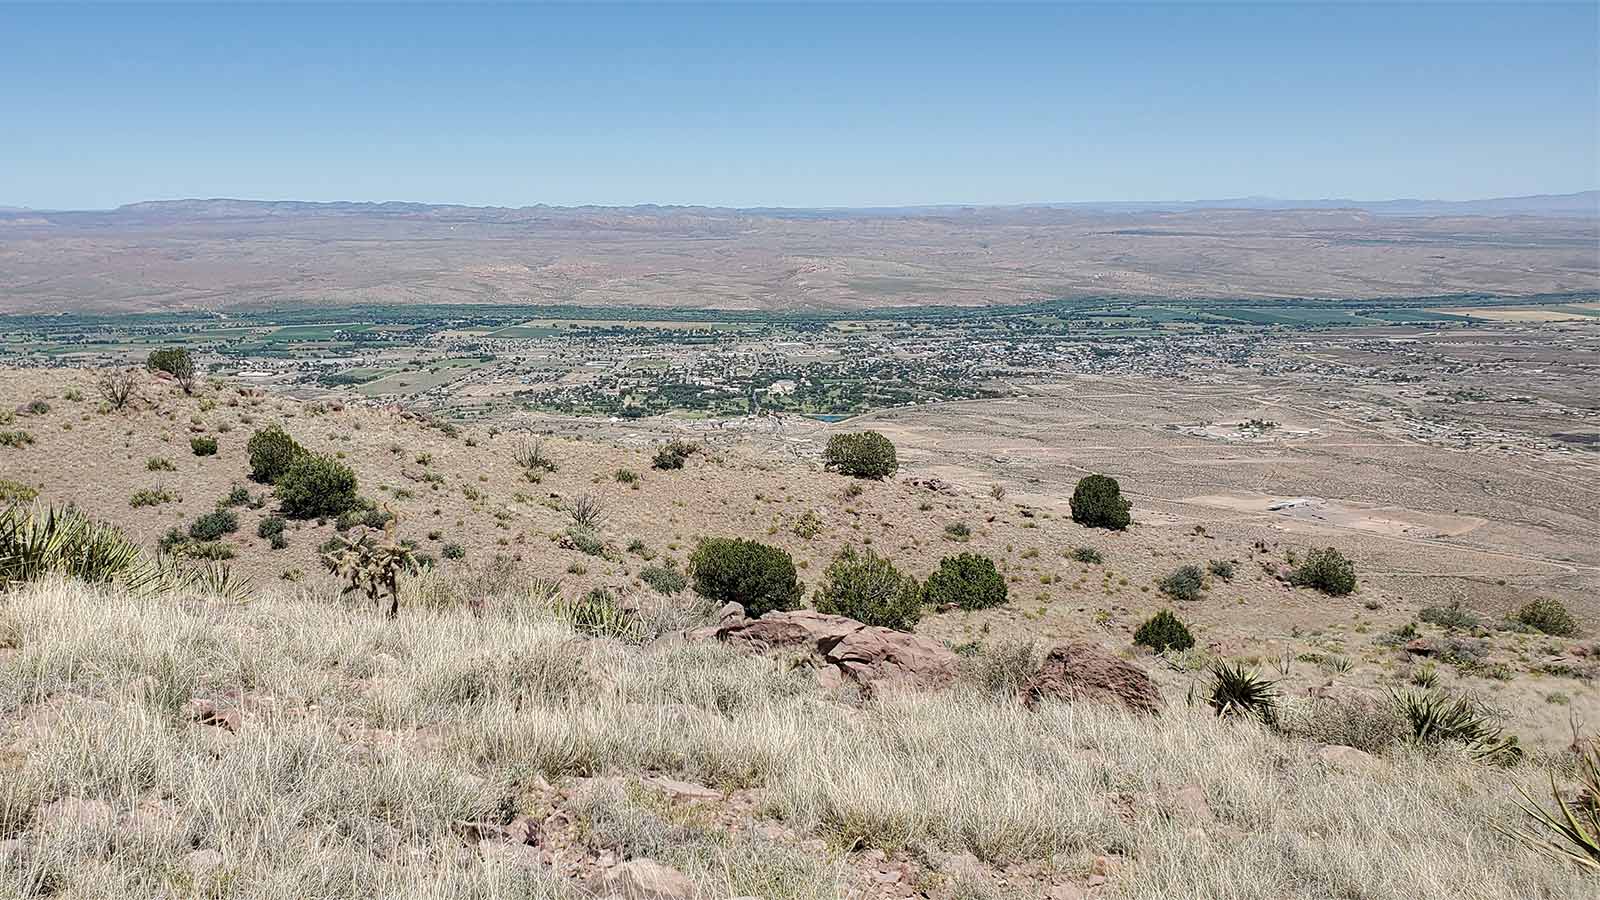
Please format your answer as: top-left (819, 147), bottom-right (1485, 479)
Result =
top-left (0, 577), bottom-right (1589, 899)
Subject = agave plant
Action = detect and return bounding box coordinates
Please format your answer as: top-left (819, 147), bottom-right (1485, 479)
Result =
top-left (556, 587), bottom-right (638, 641)
top-left (1392, 689), bottom-right (1522, 764)
top-left (1508, 739), bottom-right (1600, 873)
top-left (1, 503), bottom-right (157, 590)
top-left (1206, 661), bottom-right (1280, 725)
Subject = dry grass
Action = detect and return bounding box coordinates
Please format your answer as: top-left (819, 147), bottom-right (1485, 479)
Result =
top-left (0, 575), bottom-right (1591, 898)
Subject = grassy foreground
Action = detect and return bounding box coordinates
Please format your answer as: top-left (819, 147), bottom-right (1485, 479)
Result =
top-left (0, 573), bottom-right (1590, 899)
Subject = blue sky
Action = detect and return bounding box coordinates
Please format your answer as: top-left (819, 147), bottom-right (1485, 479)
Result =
top-left (3, 2), bottom-right (1595, 209)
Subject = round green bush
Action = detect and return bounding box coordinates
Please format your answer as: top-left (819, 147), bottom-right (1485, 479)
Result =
top-left (1158, 564), bottom-right (1205, 601)
top-left (1515, 598), bottom-right (1576, 636)
top-left (813, 545), bottom-right (923, 631)
top-left (1289, 547), bottom-right (1357, 596)
top-left (1134, 609), bottom-right (1195, 653)
top-left (688, 537), bottom-right (803, 618)
top-left (923, 552), bottom-right (1008, 611)
top-left (257, 515), bottom-right (286, 538)
top-left (188, 510), bottom-right (238, 541)
top-left (247, 425), bottom-right (306, 484)
top-left (189, 436), bottom-right (218, 457)
top-left (275, 454), bottom-right (358, 520)
top-left (823, 431), bottom-right (898, 480)
top-left (1070, 474), bottom-right (1131, 530)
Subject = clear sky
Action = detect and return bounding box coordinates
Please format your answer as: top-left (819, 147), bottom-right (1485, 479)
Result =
top-left (3, 2), bottom-right (1596, 209)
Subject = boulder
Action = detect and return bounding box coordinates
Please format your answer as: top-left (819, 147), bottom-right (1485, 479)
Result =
top-left (1023, 642), bottom-right (1163, 714)
top-left (590, 858), bottom-right (697, 900)
top-left (704, 610), bottom-right (958, 693)
top-left (1316, 744), bottom-right (1388, 775)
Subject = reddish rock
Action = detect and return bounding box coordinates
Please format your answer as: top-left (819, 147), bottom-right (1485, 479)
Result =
top-left (1024, 642), bottom-right (1163, 714)
top-left (703, 610), bottom-right (958, 694)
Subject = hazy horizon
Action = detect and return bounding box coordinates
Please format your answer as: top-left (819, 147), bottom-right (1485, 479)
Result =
top-left (4, 2), bottom-right (1596, 210)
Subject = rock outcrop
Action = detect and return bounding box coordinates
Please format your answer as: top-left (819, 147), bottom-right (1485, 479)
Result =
top-left (695, 610), bottom-right (959, 693)
top-left (1023, 642), bottom-right (1163, 714)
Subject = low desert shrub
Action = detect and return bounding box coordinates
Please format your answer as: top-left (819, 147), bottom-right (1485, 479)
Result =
top-left (813, 545), bottom-right (923, 631)
top-left (1514, 598), bottom-right (1577, 637)
top-left (0, 479), bottom-right (37, 504)
top-left (688, 537), bottom-right (803, 617)
top-left (129, 488), bottom-right (176, 508)
top-left (1070, 474), bottom-right (1131, 530)
top-left (1070, 546), bottom-right (1103, 564)
top-left (1133, 609), bottom-right (1195, 652)
top-left (188, 510), bottom-right (239, 541)
top-left (146, 456), bottom-right (175, 472)
top-left (0, 430), bottom-right (35, 449)
top-left (275, 453), bottom-right (358, 519)
top-left (1207, 559), bottom-right (1236, 581)
top-left (1420, 601), bottom-right (1480, 632)
top-left (565, 528), bottom-right (606, 557)
top-left (1158, 564), bottom-right (1205, 601)
top-left (189, 436), bottom-right (218, 456)
top-left (1289, 546), bottom-right (1357, 596)
top-left (651, 439), bottom-right (697, 470)
top-left (943, 521), bottom-right (971, 542)
top-left (639, 564), bottom-right (687, 595)
top-left (257, 515), bottom-right (286, 538)
top-left (823, 431), bottom-right (898, 479)
top-left (923, 553), bottom-right (1008, 611)
top-left (442, 542), bottom-right (466, 561)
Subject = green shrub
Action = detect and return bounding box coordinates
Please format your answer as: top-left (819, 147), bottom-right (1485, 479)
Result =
top-left (268, 531), bottom-right (288, 550)
top-left (1419, 600), bottom-right (1479, 632)
top-left (188, 510), bottom-right (239, 541)
top-left (23, 399), bottom-right (49, 416)
top-left (923, 553), bottom-right (1008, 611)
top-left (943, 521), bottom-right (971, 541)
top-left (336, 503), bottom-right (392, 532)
top-left (186, 541), bottom-right (235, 561)
top-left (0, 480), bottom-right (39, 504)
top-left (442, 542), bottom-right (466, 560)
top-left (129, 488), bottom-right (177, 508)
top-left (813, 545), bottom-right (923, 631)
top-left (146, 457), bottom-right (176, 472)
top-left (1515, 598), bottom-right (1577, 637)
top-left (257, 515), bottom-right (286, 539)
top-left (158, 528), bottom-right (190, 554)
top-left (275, 454), bottom-right (358, 519)
top-left (146, 347), bottom-right (196, 392)
top-left (220, 485), bottom-right (251, 508)
top-left (565, 528), bottom-right (606, 557)
top-left (560, 587), bottom-right (636, 640)
top-left (651, 439), bottom-right (697, 470)
top-left (639, 564), bottom-right (687, 596)
top-left (1070, 546), bottom-right (1103, 564)
top-left (1070, 474), bottom-right (1131, 530)
top-left (1134, 609), bottom-right (1195, 652)
top-left (1207, 559), bottom-right (1236, 581)
top-left (688, 537), bottom-right (803, 617)
top-left (246, 424), bottom-right (306, 484)
top-left (190, 436), bottom-right (218, 457)
top-left (614, 469), bottom-right (639, 484)
top-left (1289, 546), bottom-right (1357, 596)
top-left (0, 430), bottom-right (35, 449)
top-left (823, 431), bottom-right (898, 479)
top-left (1158, 564), bottom-right (1205, 601)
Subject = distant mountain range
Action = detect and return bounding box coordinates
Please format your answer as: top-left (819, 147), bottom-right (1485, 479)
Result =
top-left (3, 190), bottom-right (1596, 219)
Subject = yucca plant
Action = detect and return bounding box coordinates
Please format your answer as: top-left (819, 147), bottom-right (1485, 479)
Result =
top-left (1392, 689), bottom-right (1522, 764)
top-left (0, 503), bottom-right (157, 590)
top-left (557, 587), bottom-right (638, 641)
top-left (1508, 740), bottom-right (1600, 873)
top-left (1206, 661), bottom-right (1279, 725)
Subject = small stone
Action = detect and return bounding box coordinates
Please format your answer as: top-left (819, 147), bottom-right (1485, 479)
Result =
top-left (1317, 744), bottom-right (1388, 774)
top-left (591, 858), bottom-right (697, 900)
top-left (1090, 855), bottom-right (1122, 878)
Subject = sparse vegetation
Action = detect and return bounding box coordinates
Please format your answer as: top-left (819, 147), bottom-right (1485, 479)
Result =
top-left (823, 430), bottom-right (898, 479)
top-left (1207, 558), bottom-right (1236, 581)
top-left (923, 552), bottom-right (1008, 611)
top-left (813, 545), bottom-right (923, 631)
top-left (146, 456), bottom-right (176, 471)
top-left (129, 487), bottom-right (177, 508)
top-left (0, 479), bottom-right (39, 504)
top-left (1420, 601), bottom-right (1480, 632)
top-left (639, 564), bottom-right (687, 596)
top-left (1070, 546), bottom-right (1103, 564)
top-left (189, 435), bottom-right (218, 456)
top-left (688, 536), bottom-right (802, 617)
top-left (0, 503), bottom-right (156, 588)
top-left (1069, 474), bottom-right (1131, 530)
top-left (0, 430), bottom-right (35, 449)
top-left (651, 438), bottom-right (697, 470)
top-left (96, 367), bottom-right (140, 410)
top-left (514, 435), bottom-right (558, 474)
top-left (1206, 661), bottom-right (1278, 724)
top-left (441, 542), bottom-right (466, 561)
top-left (188, 510), bottom-right (239, 541)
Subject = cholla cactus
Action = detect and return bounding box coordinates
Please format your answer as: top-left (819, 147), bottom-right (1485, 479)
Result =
top-left (322, 507), bottom-right (418, 618)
